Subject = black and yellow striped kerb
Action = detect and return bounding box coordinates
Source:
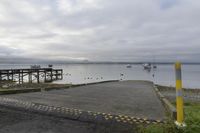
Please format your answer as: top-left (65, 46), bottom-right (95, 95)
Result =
top-left (175, 62), bottom-right (184, 125)
top-left (0, 97), bottom-right (166, 126)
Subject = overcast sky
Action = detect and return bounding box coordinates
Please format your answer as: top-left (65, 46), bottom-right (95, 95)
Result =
top-left (0, 0), bottom-right (200, 62)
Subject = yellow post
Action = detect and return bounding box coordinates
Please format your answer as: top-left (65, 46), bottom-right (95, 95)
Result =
top-left (175, 62), bottom-right (186, 127)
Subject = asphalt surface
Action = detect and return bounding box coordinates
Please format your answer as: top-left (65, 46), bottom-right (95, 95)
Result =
top-left (1, 80), bottom-right (165, 120)
top-left (0, 107), bottom-right (133, 133)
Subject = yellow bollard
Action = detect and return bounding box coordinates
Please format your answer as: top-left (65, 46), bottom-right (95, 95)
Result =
top-left (175, 62), bottom-right (186, 127)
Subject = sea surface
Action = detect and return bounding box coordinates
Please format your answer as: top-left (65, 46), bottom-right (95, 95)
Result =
top-left (0, 64), bottom-right (200, 88)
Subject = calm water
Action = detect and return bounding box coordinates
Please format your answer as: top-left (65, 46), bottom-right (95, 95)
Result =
top-left (0, 64), bottom-right (200, 88)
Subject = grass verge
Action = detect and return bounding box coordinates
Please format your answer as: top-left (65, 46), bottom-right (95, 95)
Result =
top-left (0, 83), bottom-right (72, 95)
top-left (137, 102), bottom-right (200, 133)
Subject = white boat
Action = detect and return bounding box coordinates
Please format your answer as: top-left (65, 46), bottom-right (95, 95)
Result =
top-left (30, 65), bottom-right (41, 69)
top-left (143, 63), bottom-right (151, 69)
top-left (126, 64), bottom-right (132, 68)
top-left (48, 64), bottom-right (53, 67)
top-left (153, 65), bottom-right (157, 69)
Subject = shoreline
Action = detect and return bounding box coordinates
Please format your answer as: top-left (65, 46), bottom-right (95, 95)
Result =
top-left (1, 80), bottom-right (200, 93)
top-left (156, 84), bottom-right (200, 92)
top-left (156, 85), bottom-right (200, 103)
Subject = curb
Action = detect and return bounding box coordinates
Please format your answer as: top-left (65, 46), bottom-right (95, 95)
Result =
top-left (72, 80), bottom-right (119, 87)
top-left (0, 88), bottom-right (41, 95)
top-left (0, 87), bottom-right (71, 95)
top-left (0, 97), bottom-right (166, 126)
top-left (154, 85), bottom-right (177, 119)
top-left (156, 85), bottom-right (200, 93)
top-left (0, 81), bottom-right (119, 95)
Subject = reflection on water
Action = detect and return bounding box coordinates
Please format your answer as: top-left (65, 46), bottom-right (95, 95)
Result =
top-left (0, 64), bottom-right (200, 88)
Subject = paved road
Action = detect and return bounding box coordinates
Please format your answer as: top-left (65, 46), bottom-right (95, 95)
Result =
top-left (1, 80), bottom-right (165, 120)
top-left (0, 107), bottom-right (132, 133)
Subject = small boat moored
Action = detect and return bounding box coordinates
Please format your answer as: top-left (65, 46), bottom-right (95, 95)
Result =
top-left (142, 63), bottom-right (151, 70)
top-left (30, 65), bottom-right (41, 69)
top-left (48, 64), bottom-right (53, 68)
top-left (126, 64), bottom-right (132, 68)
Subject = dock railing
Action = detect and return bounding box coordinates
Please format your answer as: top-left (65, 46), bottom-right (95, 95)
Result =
top-left (0, 68), bottom-right (63, 84)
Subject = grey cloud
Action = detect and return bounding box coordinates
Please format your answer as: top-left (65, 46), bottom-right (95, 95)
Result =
top-left (0, 0), bottom-right (200, 62)
top-left (0, 45), bottom-right (24, 56)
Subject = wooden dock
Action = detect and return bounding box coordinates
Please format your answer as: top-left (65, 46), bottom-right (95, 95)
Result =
top-left (0, 68), bottom-right (63, 84)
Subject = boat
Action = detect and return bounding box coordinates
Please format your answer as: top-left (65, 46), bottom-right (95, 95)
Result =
top-left (30, 65), bottom-right (41, 69)
top-left (143, 63), bottom-right (151, 69)
top-left (48, 64), bottom-right (53, 67)
top-left (126, 64), bottom-right (132, 68)
top-left (153, 65), bottom-right (157, 69)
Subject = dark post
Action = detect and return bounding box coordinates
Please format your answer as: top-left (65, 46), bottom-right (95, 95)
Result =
top-left (28, 70), bottom-right (32, 83)
top-left (30, 71), bottom-right (32, 83)
top-left (61, 70), bottom-right (63, 79)
top-left (55, 70), bottom-right (58, 80)
top-left (44, 71), bottom-right (46, 82)
top-left (19, 71), bottom-right (21, 84)
top-left (11, 70), bottom-right (14, 80)
top-left (51, 69), bottom-right (53, 81)
top-left (37, 70), bottom-right (40, 83)
top-left (22, 70), bottom-right (24, 83)
top-left (28, 71), bottom-right (31, 83)
top-left (0, 71), bottom-right (2, 81)
top-left (7, 70), bottom-right (9, 80)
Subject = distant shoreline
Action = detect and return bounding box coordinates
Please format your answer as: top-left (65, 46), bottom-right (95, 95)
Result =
top-left (0, 62), bottom-right (200, 65)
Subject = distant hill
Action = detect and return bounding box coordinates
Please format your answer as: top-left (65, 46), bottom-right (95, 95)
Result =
top-left (0, 57), bottom-right (200, 65)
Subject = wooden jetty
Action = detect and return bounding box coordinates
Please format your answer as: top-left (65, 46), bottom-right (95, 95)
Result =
top-left (0, 68), bottom-right (63, 84)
